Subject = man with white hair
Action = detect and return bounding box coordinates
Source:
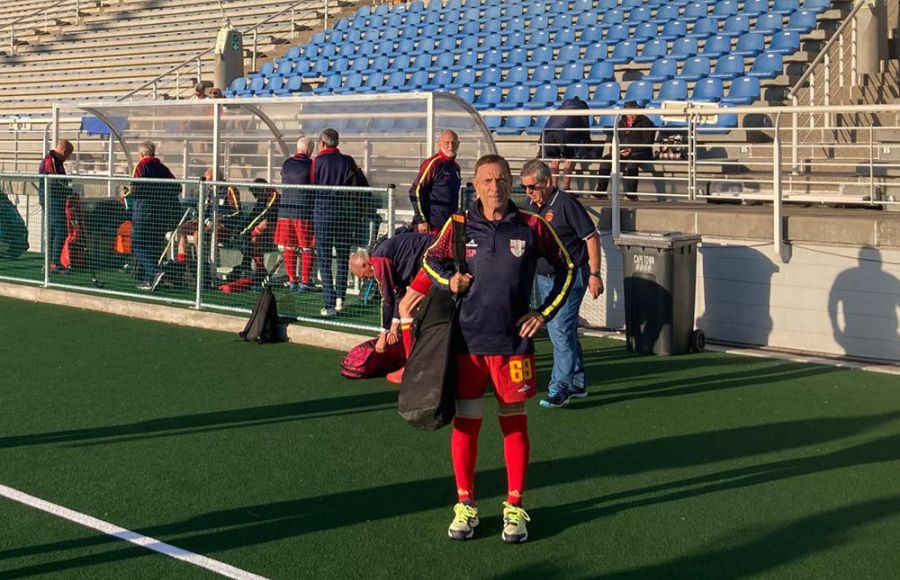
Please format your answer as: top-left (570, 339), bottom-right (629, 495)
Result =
top-left (275, 136), bottom-right (317, 291)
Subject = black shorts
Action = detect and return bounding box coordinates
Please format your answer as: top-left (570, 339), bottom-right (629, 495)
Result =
top-left (541, 130), bottom-right (589, 160)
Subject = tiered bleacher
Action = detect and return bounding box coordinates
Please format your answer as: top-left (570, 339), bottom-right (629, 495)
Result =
top-left (227, 0), bottom-right (846, 135)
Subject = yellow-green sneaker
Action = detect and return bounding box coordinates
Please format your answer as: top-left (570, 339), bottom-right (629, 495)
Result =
top-left (448, 502), bottom-right (479, 540)
top-left (501, 502), bottom-right (530, 544)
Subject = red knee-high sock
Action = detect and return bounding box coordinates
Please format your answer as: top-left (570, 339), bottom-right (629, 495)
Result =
top-left (252, 245), bottom-right (265, 272)
top-left (284, 248), bottom-right (297, 283)
top-left (300, 249), bottom-right (314, 284)
top-left (400, 318), bottom-right (414, 359)
top-left (451, 416), bottom-right (483, 504)
top-left (499, 414), bottom-right (530, 506)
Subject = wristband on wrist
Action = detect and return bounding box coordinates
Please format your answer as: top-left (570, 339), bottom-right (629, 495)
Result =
top-left (590, 271), bottom-right (602, 278)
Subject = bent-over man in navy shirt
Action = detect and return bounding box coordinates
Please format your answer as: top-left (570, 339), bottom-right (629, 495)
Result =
top-left (522, 158), bottom-right (604, 408)
top-left (423, 154), bottom-right (574, 544)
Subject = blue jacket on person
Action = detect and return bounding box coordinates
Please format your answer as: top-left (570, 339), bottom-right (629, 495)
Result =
top-left (280, 153), bottom-right (313, 220)
top-left (311, 146), bottom-right (360, 226)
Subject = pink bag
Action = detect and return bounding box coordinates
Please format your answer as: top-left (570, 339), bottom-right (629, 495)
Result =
top-left (340, 339), bottom-right (405, 379)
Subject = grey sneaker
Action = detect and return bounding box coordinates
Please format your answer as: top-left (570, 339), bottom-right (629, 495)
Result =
top-left (539, 387), bottom-right (572, 409)
top-left (448, 502), bottom-right (479, 540)
top-left (501, 502), bottom-right (530, 544)
top-left (568, 386), bottom-right (588, 400)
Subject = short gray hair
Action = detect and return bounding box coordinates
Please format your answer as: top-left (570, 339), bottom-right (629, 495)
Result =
top-left (296, 135), bottom-right (315, 155)
top-left (138, 140), bottom-right (156, 158)
top-left (320, 128), bottom-right (339, 148)
top-left (521, 158), bottom-right (552, 182)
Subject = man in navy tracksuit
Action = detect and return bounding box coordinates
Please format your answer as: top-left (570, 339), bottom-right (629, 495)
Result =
top-left (423, 154), bottom-right (574, 544)
top-left (311, 128), bottom-right (363, 316)
top-left (276, 136), bottom-right (316, 291)
top-left (38, 139), bottom-right (74, 273)
top-left (124, 141), bottom-right (180, 290)
top-left (409, 129), bottom-right (461, 234)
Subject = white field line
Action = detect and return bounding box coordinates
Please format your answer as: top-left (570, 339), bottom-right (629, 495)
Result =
top-left (0, 484), bottom-right (269, 580)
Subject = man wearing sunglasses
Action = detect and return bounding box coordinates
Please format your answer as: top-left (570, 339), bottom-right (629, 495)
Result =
top-left (521, 158), bottom-right (604, 408)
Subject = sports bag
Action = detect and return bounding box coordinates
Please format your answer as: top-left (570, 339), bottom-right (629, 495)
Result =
top-left (239, 286), bottom-right (283, 344)
top-left (398, 212), bottom-right (467, 430)
top-left (0, 192), bottom-right (29, 259)
top-left (340, 339), bottom-right (405, 379)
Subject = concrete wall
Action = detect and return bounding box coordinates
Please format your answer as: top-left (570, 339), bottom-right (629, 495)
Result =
top-left (580, 235), bottom-right (900, 363)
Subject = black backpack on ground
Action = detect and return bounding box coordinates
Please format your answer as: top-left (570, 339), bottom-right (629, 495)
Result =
top-left (398, 212), bottom-right (467, 430)
top-left (239, 286), bottom-right (284, 344)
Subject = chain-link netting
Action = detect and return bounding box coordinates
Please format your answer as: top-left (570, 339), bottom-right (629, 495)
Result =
top-left (0, 173), bottom-right (399, 331)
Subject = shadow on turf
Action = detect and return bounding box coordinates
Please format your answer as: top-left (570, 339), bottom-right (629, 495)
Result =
top-left (0, 390), bottom-right (398, 450)
top-left (6, 412), bottom-right (900, 577)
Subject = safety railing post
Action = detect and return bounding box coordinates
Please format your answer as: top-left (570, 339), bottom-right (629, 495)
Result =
top-left (869, 124), bottom-right (875, 202)
top-left (851, 15), bottom-right (858, 86)
top-left (252, 30), bottom-right (258, 71)
top-left (387, 185), bottom-right (396, 238)
top-left (611, 116), bottom-right (621, 239)
top-left (42, 174), bottom-right (50, 287)
top-left (773, 117), bottom-right (785, 263)
top-left (291, 9), bottom-right (296, 39)
top-left (687, 113), bottom-right (696, 201)
top-left (195, 180), bottom-right (205, 310)
top-left (324, 0), bottom-right (329, 30)
top-left (791, 96), bottom-right (799, 174)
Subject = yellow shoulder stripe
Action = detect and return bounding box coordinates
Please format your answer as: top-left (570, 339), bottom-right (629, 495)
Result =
top-left (422, 216), bottom-right (455, 286)
top-left (414, 155), bottom-right (441, 221)
top-left (520, 209), bottom-right (575, 318)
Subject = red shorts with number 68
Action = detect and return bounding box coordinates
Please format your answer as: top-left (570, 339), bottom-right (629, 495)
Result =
top-left (455, 353), bottom-right (538, 405)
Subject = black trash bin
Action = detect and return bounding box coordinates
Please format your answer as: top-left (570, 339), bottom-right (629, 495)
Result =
top-left (615, 231), bottom-right (704, 355)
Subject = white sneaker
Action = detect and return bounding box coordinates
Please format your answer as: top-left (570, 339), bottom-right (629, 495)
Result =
top-left (320, 307), bottom-right (337, 317)
top-left (335, 297), bottom-right (344, 312)
top-left (501, 502), bottom-right (530, 544)
top-left (448, 502), bottom-right (479, 540)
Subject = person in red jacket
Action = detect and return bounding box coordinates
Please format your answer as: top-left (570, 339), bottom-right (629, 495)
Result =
top-left (423, 154), bottom-right (574, 544)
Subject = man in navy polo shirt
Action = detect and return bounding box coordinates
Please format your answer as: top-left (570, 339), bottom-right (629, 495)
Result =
top-left (424, 154), bottom-right (573, 544)
top-left (409, 129), bottom-right (461, 234)
top-left (311, 128), bottom-right (363, 317)
top-left (276, 136), bottom-right (316, 291)
top-left (522, 158), bottom-right (604, 409)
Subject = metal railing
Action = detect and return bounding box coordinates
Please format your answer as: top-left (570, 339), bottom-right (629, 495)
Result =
top-left (1, 0), bottom-right (83, 53)
top-left (119, 0), bottom-right (338, 102)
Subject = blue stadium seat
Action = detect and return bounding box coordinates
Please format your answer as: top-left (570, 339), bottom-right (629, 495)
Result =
top-left (580, 24), bottom-right (604, 45)
top-left (385, 70), bottom-right (407, 91)
top-left (785, 10), bottom-right (819, 33)
top-left (386, 54), bottom-right (411, 73)
top-left (690, 17), bottom-right (719, 39)
top-left (407, 69), bottom-right (431, 89)
top-left (733, 32), bottom-right (766, 57)
top-left (583, 42), bottom-right (609, 62)
top-left (485, 5), bottom-right (502, 21)
top-left (575, 11), bottom-right (600, 31)
top-left (527, 64), bottom-right (557, 88)
top-left (678, 56), bottom-right (711, 81)
top-left (455, 86), bottom-right (476, 104)
top-left (701, 35), bottom-right (733, 58)
top-left (601, 9), bottom-right (625, 26)
top-left (608, 40), bottom-right (638, 64)
top-left (479, 48), bottom-right (503, 70)
top-left (497, 84), bottom-right (530, 109)
top-left (553, 63), bottom-right (585, 87)
top-left (747, 51), bottom-right (784, 79)
top-left (671, 37), bottom-right (699, 60)
top-left (358, 72), bottom-right (386, 93)
top-left (802, 0), bottom-right (833, 11)
top-left (722, 76), bottom-right (761, 105)
top-left (634, 39), bottom-right (667, 63)
top-left (710, 55), bottom-right (745, 80)
top-left (721, 15), bottom-right (751, 37)
top-left (606, 24), bottom-right (630, 44)
top-left (659, 20), bottom-right (688, 42)
top-left (597, 0), bottom-right (618, 10)
top-left (630, 6), bottom-right (654, 23)
top-left (557, 45), bottom-right (581, 64)
top-left (742, 0), bottom-right (770, 16)
top-left (503, 47), bottom-right (528, 68)
top-left (499, 65), bottom-right (528, 88)
top-left (756, 12), bottom-right (786, 34)
top-left (527, 30), bottom-right (551, 50)
top-left (682, 2), bottom-right (710, 22)
top-left (711, 0), bottom-right (739, 20)
top-left (294, 60), bottom-right (311, 76)
top-left (772, 0), bottom-right (801, 14)
top-left (397, 37), bottom-right (416, 54)
top-left (634, 22), bottom-right (659, 43)
top-left (653, 79), bottom-right (689, 105)
top-left (474, 66), bottom-right (502, 89)
top-left (552, 28), bottom-right (577, 49)
top-left (691, 77), bottom-right (724, 101)
top-left (588, 81), bottom-right (620, 107)
top-left (313, 57), bottom-right (331, 76)
top-left (422, 68), bottom-right (453, 90)
top-left (587, 61), bottom-right (614, 82)
top-left (228, 77), bottom-right (247, 93)
top-left (338, 42), bottom-right (357, 58)
top-left (529, 83), bottom-right (560, 109)
top-left (314, 73), bottom-right (342, 94)
top-left (277, 75), bottom-right (305, 96)
top-left (655, 4), bottom-right (681, 22)
top-left (410, 53), bottom-right (433, 71)
top-left (644, 58), bottom-right (678, 82)
top-left (623, 80), bottom-right (654, 105)
top-left (620, 0), bottom-right (644, 10)
top-left (531, 45), bottom-right (555, 65)
top-left (436, 36), bottom-right (457, 53)
top-left (371, 55), bottom-right (390, 71)
top-left (563, 82), bottom-right (591, 102)
top-left (573, 0), bottom-right (595, 13)
top-left (769, 30), bottom-right (800, 54)
top-left (334, 72), bottom-right (363, 94)
top-left (455, 67), bottom-right (477, 89)
top-left (350, 56), bottom-right (368, 73)
top-left (457, 34), bottom-right (480, 52)
top-left (451, 50), bottom-right (478, 72)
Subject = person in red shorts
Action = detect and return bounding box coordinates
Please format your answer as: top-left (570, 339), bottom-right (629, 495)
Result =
top-left (423, 154), bottom-right (574, 543)
top-left (275, 136), bottom-right (317, 291)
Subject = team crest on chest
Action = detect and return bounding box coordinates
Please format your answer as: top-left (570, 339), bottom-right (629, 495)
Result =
top-left (545, 209), bottom-right (554, 222)
top-left (509, 239), bottom-right (526, 258)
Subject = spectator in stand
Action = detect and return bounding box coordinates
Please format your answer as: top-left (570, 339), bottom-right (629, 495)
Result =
top-left (208, 87), bottom-right (224, 98)
top-left (409, 129), bottom-right (461, 234)
top-left (311, 128), bottom-right (364, 317)
top-left (521, 159), bottom-right (604, 409)
top-left (124, 141), bottom-right (180, 291)
top-left (276, 136), bottom-right (317, 292)
top-left (540, 96), bottom-right (592, 191)
top-left (192, 82), bottom-right (207, 99)
top-left (594, 101), bottom-right (656, 201)
top-left (38, 139), bottom-right (75, 274)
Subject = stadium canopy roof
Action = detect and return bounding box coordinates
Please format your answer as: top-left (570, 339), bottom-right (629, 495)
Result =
top-left (51, 93), bottom-right (496, 187)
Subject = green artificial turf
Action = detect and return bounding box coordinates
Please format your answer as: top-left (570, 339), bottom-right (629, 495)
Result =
top-left (1, 296), bottom-right (900, 579)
